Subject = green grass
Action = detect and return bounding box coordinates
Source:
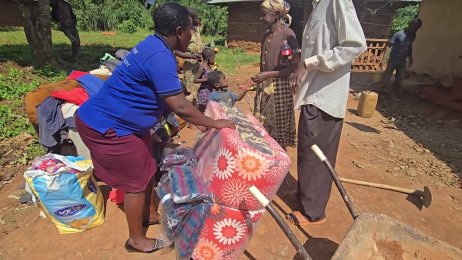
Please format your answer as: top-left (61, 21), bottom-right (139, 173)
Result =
top-left (0, 28), bottom-right (258, 164)
top-left (0, 29), bottom-right (152, 70)
top-left (215, 48), bottom-right (259, 74)
top-left (0, 28), bottom-right (150, 46)
top-left (0, 28), bottom-right (258, 74)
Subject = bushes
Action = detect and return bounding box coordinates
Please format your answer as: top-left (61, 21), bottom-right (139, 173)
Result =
top-left (391, 5), bottom-right (420, 33)
top-left (69, 0), bottom-right (228, 37)
top-left (117, 20), bottom-right (138, 33)
top-left (154, 0), bottom-right (228, 36)
top-left (70, 0), bottom-right (153, 31)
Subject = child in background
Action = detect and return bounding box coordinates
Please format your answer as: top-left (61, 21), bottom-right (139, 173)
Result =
top-left (194, 47), bottom-right (216, 112)
top-left (208, 70), bottom-right (252, 107)
top-left (151, 82), bottom-right (189, 149)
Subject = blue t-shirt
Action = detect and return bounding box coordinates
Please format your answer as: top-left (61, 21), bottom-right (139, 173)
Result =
top-left (209, 89), bottom-right (238, 107)
top-left (389, 30), bottom-right (416, 62)
top-left (77, 34), bottom-right (183, 136)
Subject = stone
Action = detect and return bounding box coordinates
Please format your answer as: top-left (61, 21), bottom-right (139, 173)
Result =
top-left (350, 142), bottom-right (359, 149)
top-left (384, 125), bottom-right (398, 130)
top-left (388, 140), bottom-right (395, 149)
top-left (7, 195), bottom-right (20, 200)
top-left (406, 169), bottom-right (419, 177)
top-left (353, 160), bottom-right (366, 169)
top-left (381, 117), bottom-right (397, 124)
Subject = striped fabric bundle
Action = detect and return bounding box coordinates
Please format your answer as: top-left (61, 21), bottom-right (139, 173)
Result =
top-left (160, 147), bottom-right (197, 171)
top-left (170, 165), bottom-right (209, 203)
top-left (156, 148), bottom-right (211, 259)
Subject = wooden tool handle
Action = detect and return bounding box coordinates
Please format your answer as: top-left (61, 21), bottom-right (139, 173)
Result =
top-left (339, 177), bottom-right (418, 194)
top-left (248, 186), bottom-right (312, 260)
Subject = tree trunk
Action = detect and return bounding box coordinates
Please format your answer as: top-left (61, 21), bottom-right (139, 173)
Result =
top-left (17, 0), bottom-right (54, 66)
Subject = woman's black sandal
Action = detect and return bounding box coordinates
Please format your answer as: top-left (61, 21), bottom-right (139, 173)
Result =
top-left (124, 239), bottom-right (164, 253)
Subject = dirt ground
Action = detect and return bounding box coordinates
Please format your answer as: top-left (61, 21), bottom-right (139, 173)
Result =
top-left (0, 65), bottom-right (461, 260)
top-left (227, 41), bottom-right (261, 53)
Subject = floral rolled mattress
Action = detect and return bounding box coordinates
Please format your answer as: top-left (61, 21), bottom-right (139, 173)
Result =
top-left (194, 101), bottom-right (291, 211)
top-left (192, 204), bottom-right (265, 260)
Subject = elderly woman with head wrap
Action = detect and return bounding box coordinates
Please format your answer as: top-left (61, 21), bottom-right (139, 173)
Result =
top-left (251, 0), bottom-right (300, 150)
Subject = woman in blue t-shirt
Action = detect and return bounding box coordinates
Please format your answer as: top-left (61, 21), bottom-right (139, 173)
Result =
top-left (75, 3), bottom-right (234, 253)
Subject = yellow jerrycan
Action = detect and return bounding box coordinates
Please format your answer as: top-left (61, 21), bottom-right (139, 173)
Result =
top-left (357, 91), bottom-right (378, 118)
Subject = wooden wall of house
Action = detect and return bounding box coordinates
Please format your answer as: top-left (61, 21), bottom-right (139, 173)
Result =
top-left (0, 0), bottom-right (23, 26)
top-left (225, 0), bottom-right (420, 43)
top-left (226, 1), bottom-right (312, 44)
top-left (288, 0), bottom-right (312, 44)
top-left (227, 2), bottom-right (264, 42)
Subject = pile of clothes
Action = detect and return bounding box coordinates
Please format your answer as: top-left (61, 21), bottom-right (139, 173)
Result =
top-left (25, 49), bottom-right (132, 158)
top-left (31, 72), bottom-right (105, 158)
top-left (98, 50), bottom-right (130, 72)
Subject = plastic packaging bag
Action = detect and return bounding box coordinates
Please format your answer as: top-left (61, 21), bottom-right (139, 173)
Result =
top-left (24, 154), bottom-right (105, 234)
top-left (161, 147), bottom-right (197, 171)
top-left (156, 148), bottom-right (211, 259)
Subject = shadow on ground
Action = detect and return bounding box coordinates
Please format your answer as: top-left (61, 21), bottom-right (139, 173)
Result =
top-left (345, 121), bottom-right (381, 134)
top-left (0, 43), bottom-right (128, 72)
top-left (277, 173), bottom-right (301, 212)
top-left (297, 237), bottom-right (338, 260)
top-left (350, 72), bottom-right (462, 183)
top-left (272, 174), bottom-right (340, 259)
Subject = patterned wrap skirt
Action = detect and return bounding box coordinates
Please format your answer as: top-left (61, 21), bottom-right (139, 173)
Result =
top-left (253, 77), bottom-right (297, 148)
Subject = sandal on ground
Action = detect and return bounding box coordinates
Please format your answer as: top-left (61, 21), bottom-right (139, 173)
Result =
top-left (124, 239), bottom-right (165, 253)
top-left (286, 211), bottom-right (326, 226)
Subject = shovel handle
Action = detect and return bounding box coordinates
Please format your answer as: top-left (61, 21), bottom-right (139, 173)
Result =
top-left (311, 145), bottom-right (359, 219)
top-left (338, 177), bottom-right (419, 195)
top-left (249, 186), bottom-right (312, 260)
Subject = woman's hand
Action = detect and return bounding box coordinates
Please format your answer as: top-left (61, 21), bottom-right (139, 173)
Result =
top-left (191, 53), bottom-right (202, 61)
top-left (197, 119), bottom-right (236, 132)
top-left (290, 62), bottom-right (308, 94)
top-left (213, 119), bottom-right (236, 130)
top-left (251, 72), bottom-right (272, 84)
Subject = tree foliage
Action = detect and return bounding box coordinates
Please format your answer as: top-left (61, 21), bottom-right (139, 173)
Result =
top-left (70, 0), bottom-right (153, 32)
top-left (69, 0), bottom-right (228, 36)
top-left (391, 4), bottom-right (420, 33)
top-left (156, 0), bottom-right (228, 36)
